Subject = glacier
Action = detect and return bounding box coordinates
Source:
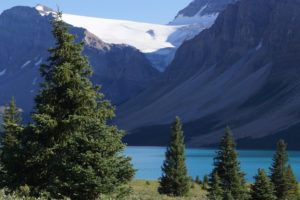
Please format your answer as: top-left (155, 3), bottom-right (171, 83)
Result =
top-left (35, 4), bottom-right (219, 71)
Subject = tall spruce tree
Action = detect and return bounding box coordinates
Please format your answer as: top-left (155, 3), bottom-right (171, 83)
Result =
top-left (210, 127), bottom-right (249, 200)
top-left (270, 139), bottom-right (289, 199)
top-left (284, 165), bottom-right (299, 200)
top-left (250, 169), bottom-right (276, 200)
top-left (208, 172), bottom-right (223, 200)
top-left (158, 117), bottom-right (190, 196)
top-left (21, 12), bottom-right (134, 199)
top-left (0, 97), bottom-right (24, 189)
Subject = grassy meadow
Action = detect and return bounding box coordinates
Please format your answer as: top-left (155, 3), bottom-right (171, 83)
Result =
top-left (1, 180), bottom-right (300, 199)
top-left (129, 180), bottom-right (207, 200)
top-left (0, 180), bottom-right (207, 200)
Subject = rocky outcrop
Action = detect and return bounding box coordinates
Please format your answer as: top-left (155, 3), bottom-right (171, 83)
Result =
top-left (170, 0), bottom-right (238, 25)
top-left (117, 0), bottom-right (300, 149)
top-left (163, 0), bottom-right (238, 72)
top-left (175, 0), bottom-right (238, 17)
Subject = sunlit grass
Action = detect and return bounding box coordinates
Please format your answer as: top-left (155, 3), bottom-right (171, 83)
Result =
top-left (129, 180), bottom-right (208, 200)
top-left (1, 181), bottom-right (299, 199)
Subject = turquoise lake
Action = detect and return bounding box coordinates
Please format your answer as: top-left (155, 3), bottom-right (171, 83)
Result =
top-left (125, 146), bottom-right (300, 182)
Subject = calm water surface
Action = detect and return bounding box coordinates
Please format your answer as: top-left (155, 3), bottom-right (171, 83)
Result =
top-left (125, 146), bottom-right (300, 182)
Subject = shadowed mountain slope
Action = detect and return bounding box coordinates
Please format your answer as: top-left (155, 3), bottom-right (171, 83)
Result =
top-left (117, 0), bottom-right (300, 148)
top-left (0, 6), bottom-right (159, 117)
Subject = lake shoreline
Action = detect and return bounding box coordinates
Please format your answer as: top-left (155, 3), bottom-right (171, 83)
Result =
top-left (126, 146), bottom-right (300, 181)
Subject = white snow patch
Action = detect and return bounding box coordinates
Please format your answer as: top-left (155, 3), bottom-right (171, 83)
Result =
top-left (35, 4), bottom-right (55, 16)
top-left (62, 13), bottom-right (181, 53)
top-left (30, 89), bottom-right (35, 93)
top-left (61, 13), bottom-right (218, 54)
top-left (35, 5), bottom-right (45, 12)
top-left (21, 60), bottom-right (31, 69)
top-left (0, 69), bottom-right (6, 76)
top-left (35, 58), bottom-right (43, 66)
top-left (34, 6), bottom-right (218, 56)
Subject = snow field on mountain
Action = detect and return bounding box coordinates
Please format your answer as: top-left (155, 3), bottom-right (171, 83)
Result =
top-left (62, 14), bottom-right (182, 53)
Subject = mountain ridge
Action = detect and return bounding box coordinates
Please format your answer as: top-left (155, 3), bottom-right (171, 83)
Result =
top-left (117, 0), bottom-right (300, 149)
top-left (33, 3), bottom-right (233, 71)
top-left (0, 5), bottom-right (159, 117)
top-left (170, 0), bottom-right (238, 25)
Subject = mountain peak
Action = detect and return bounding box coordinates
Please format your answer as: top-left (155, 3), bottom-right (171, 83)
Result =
top-left (35, 4), bottom-right (55, 16)
top-left (170, 0), bottom-right (238, 25)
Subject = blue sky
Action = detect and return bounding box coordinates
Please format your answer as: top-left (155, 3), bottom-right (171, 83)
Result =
top-left (0, 0), bottom-right (192, 24)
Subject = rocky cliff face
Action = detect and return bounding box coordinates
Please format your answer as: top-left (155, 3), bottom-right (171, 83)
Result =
top-left (170, 0), bottom-right (238, 25)
top-left (0, 6), bottom-right (159, 117)
top-left (160, 0), bottom-right (238, 72)
top-left (176, 0), bottom-right (238, 17)
top-left (117, 0), bottom-right (300, 149)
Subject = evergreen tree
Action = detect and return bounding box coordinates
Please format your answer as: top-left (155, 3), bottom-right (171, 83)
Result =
top-left (270, 139), bottom-right (289, 199)
top-left (270, 140), bottom-right (300, 200)
top-left (208, 172), bottom-right (223, 200)
top-left (284, 165), bottom-right (299, 200)
top-left (0, 97), bottom-right (24, 189)
top-left (210, 127), bottom-right (249, 200)
top-left (21, 12), bottom-right (134, 199)
top-left (250, 169), bottom-right (276, 200)
top-left (158, 117), bottom-right (190, 196)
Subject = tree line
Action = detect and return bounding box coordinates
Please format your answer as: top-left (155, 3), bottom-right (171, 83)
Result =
top-left (159, 117), bottom-right (299, 200)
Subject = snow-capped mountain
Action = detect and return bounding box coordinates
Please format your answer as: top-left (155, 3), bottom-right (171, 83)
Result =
top-left (35, 5), bottom-right (179, 52)
top-left (0, 5), bottom-right (159, 118)
top-left (0, 0), bottom-right (235, 117)
top-left (34, 5), bottom-right (179, 71)
top-left (34, 2), bottom-right (235, 71)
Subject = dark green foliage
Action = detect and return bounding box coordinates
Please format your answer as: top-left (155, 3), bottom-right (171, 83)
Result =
top-left (195, 176), bottom-right (202, 185)
top-left (158, 117), bottom-right (190, 196)
top-left (270, 140), bottom-right (289, 199)
top-left (224, 192), bottom-right (234, 200)
top-left (208, 172), bottom-right (223, 200)
top-left (270, 139), bottom-right (288, 199)
top-left (13, 12), bottom-right (134, 199)
top-left (210, 127), bottom-right (249, 200)
top-left (250, 169), bottom-right (276, 200)
top-left (202, 175), bottom-right (209, 190)
top-left (0, 97), bottom-right (24, 189)
top-left (284, 165), bottom-right (299, 200)
top-left (270, 140), bottom-right (300, 200)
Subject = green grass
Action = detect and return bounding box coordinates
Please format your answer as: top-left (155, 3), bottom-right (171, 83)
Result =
top-left (0, 180), bottom-right (208, 200)
top-left (128, 180), bottom-right (208, 200)
top-left (0, 181), bottom-right (300, 200)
